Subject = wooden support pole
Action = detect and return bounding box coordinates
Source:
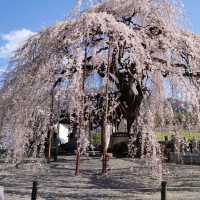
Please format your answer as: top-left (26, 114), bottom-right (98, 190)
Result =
top-left (75, 147), bottom-right (80, 176)
top-left (48, 132), bottom-right (52, 163)
top-left (101, 41), bottom-right (111, 175)
top-left (0, 186), bottom-right (4, 200)
top-left (101, 123), bottom-right (107, 175)
top-left (102, 153), bottom-right (107, 175)
top-left (89, 116), bottom-right (92, 145)
top-left (31, 181), bottom-right (38, 200)
top-left (161, 181), bottom-right (167, 200)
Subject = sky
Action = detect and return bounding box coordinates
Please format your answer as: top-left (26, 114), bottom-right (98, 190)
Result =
top-left (0, 0), bottom-right (199, 73)
top-left (183, 0), bottom-right (200, 33)
top-left (0, 0), bottom-right (76, 72)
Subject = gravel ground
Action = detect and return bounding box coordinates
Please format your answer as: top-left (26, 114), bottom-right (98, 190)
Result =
top-left (0, 156), bottom-right (200, 200)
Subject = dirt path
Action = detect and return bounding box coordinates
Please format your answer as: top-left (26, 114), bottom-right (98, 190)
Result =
top-left (0, 156), bottom-right (200, 199)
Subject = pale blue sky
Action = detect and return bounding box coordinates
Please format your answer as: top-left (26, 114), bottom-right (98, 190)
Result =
top-left (183, 0), bottom-right (200, 34)
top-left (0, 0), bottom-right (199, 72)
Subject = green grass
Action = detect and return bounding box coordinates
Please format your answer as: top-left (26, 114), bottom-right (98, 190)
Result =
top-left (90, 131), bottom-right (200, 143)
top-left (156, 131), bottom-right (200, 142)
top-left (91, 133), bottom-right (101, 146)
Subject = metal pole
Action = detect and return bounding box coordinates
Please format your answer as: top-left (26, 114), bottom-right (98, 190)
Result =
top-left (161, 181), bottom-right (167, 200)
top-left (31, 181), bottom-right (38, 200)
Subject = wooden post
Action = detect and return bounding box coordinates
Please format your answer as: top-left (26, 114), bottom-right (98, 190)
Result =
top-left (75, 147), bottom-right (80, 176)
top-left (31, 181), bottom-right (38, 200)
top-left (0, 186), bottom-right (4, 200)
top-left (161, 181), bottom-right (167, 200)
top-left (54, 133), bottom-right (59, 162)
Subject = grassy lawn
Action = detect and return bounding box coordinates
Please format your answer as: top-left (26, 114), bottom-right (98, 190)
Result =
top-left (156, 131), bottom-right (200, 141)
top-left (91, 131), bottom-right (200, 143)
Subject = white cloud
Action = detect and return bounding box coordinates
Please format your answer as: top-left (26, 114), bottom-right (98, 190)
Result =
top-left (0, 68), bottom-right (5, 78)
top-left (0, 29), bottom-right (36, 59)
top-left (0, 68), bottom-right (4, 76)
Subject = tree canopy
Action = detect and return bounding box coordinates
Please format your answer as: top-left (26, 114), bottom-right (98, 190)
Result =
top-left (0, 0), bottom-right (200, 161)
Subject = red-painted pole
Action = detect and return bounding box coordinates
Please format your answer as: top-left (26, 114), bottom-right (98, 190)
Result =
top-left (75, 147), bottom-right (80, 176)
